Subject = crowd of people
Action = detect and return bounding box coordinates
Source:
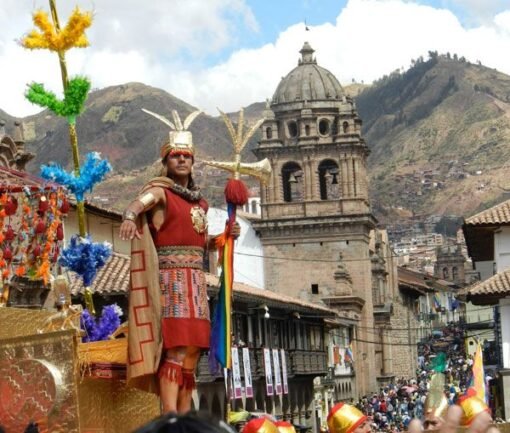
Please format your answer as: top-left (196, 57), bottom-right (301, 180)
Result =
top-left (352, 323), bottom-right (478, 432)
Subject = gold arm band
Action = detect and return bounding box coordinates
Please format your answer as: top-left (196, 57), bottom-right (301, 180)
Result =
top-left (137, 192), bottom-right (156, 209)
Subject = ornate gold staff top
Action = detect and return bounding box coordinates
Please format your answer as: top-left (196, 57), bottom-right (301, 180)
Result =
top-left (203, 109), bottom-right (271, 204)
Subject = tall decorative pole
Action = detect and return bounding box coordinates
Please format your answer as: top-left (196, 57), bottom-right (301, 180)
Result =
top-left (205, 108), bottom-right (270, 417)
top-left (21, 0), bottom-right (94, 236)
top-left (21, 1), bottom-right (112, 311)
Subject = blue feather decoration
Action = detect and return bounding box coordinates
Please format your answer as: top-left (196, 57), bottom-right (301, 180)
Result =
top-left (59, 234), bottom-right (112, 286)
top-left (81, 304), bottom-right (122, 342)
top-left (40, 152), bottom-right (112, 202)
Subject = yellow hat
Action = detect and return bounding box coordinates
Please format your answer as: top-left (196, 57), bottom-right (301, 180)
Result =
top-left (458, 388), bottom-right (491, 426)
top-left (275, 420), bottom-right (297, 433)
top-left (242, 418), bottom-right (279, 433)
top-left (141, 108), bottom-right (201, 158)
top-left (327, 403), bottom-right (368, 433)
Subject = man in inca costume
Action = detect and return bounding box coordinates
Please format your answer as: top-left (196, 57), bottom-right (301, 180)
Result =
top-left (119, 109), bottom-right (238, 413)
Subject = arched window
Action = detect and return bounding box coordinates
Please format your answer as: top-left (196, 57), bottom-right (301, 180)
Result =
top-left (266, 126), bottom-right (273, 139)
top-left (318, 118), bottom-right (330, 136)
top-left (282, 162), bottom-right (303, 202)
top-left (452, 267), bottom-right (458, 281)
top-left (342, 121), bottom-right (350, 134)
top-left (287, 120), bottom-right (298, 138)
top-left (318, 159), bottom-right (340, 200)
top-left (443, 267), bottom-right (449, 279)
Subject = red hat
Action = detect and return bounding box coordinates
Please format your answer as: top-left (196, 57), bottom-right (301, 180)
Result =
top-left (243, 418), bottom-right (279, 433)
top-left (274, 420), bottom-right (296, 433)
top-left (327, 403), bottom-right (368, 433)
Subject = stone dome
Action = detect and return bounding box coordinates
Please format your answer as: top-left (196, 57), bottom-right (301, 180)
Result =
top-left (272, 42), bottom-right (345, 106)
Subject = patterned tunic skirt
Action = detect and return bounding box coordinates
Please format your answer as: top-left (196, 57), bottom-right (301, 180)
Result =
top-left (157, 246), bottom-right (210, 349)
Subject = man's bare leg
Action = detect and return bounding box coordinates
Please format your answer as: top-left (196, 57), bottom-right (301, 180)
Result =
top-left (177, 346), bottom-right (201, 413)
top-left (159, 347), bottom-right (186, 413)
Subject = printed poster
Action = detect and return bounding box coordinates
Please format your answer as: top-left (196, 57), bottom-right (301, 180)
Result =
top-left (231, 347), bottom-right (242, 399)
top-left (272, 348), bottom-right (282, 395)
top-left (242, 347), bottom-right (253, 398)
top-left (280, 349), bottom-right (289, 394)
top-left (263, 347), bottom-right (273, 396)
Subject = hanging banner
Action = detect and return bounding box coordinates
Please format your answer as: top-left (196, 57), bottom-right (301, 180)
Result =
top-left (231, 347), bottom-right (243, 399)
top-left (280, 348), bottom-right (289, 394)
top-left (263, 348), bottom-right (274, 396)
top-left (333, 345), bottom-right (340, 365)
top-left (272, 348), bottom-right (282, 395)
top-left (242, 347), bottom-right (253, 398)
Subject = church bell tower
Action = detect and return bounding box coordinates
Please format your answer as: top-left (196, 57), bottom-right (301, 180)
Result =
top-left (253, 42), bottom-right (378, 395)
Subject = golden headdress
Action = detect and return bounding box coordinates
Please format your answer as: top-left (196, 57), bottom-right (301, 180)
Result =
top-left (141, 108), bottom-right (202, 158)
top-left (327, 403), bottom-right (368, 433)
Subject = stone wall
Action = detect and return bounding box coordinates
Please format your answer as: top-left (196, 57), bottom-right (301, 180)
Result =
top-left (389, 291), bottom-right (420, 379)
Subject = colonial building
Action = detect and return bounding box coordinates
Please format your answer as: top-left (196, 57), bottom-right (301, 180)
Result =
top-left (253, 42), bottom-right (399, 395)
top-left (462, 199), bottom-right (510, 419)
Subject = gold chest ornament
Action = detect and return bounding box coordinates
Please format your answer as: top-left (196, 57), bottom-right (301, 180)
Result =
top-left (190, 206), bottom-right (207, 234)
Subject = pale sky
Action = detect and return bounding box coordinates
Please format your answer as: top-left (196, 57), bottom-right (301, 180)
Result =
top-left (1, 0), bottom-right (510, 118)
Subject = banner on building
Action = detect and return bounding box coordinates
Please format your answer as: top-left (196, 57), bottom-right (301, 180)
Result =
top-left (280, 349), bottom-right (289, 394)
top-left (263, 348), bottom-right (273, 396)
top-left (242, 347), bottom-right (253, 398)
top-left (231, 347), bottom-right (243, 399)
top-left (272, 348), bottom-right (282, 395)
top-left (333, 345), bottom-right (339, 365)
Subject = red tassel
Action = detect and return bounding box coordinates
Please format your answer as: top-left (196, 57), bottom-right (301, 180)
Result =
top-left (56, 223), bottom-right (64, 241)
top-left (4, 196), bottom-right (17, 216)
top-left (158, 360), bottom-right (183, 386)
top-left (60, 198), bottom-right (70, 214)
top-left (181, 368), bottom-right (196, 390)
top-left (4, 225), bottom-right (15, 241)
top-left (224, 178), bottom-right (249, 206)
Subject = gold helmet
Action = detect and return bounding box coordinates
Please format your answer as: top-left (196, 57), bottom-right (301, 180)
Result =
top-left (141, 108), bottom-right (201, 158)
top-left (327, 403), bottom-right (368, 433)
top-left (242, 418), bottom-right (279, 433)
top-left (275, 421), bottom-right (297, 433)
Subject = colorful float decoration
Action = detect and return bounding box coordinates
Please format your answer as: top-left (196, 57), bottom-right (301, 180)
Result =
top-left (0, 183), bottom-right (68, 307)
top-left (21, 0), bottom-right (112, 309)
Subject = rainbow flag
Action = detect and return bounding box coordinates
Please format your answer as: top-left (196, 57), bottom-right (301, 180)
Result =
top-left (345, 344), bottom-right (354, 363)
top-left (470, 341), bottom-right (486, 403)
top-left (209, 203), bottom-right (235, 372)
top-left (433, 294), bottom-right (442, 311)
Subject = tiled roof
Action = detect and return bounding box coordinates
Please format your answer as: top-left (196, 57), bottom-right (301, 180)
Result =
top-left (70, 252), bottom-right (337, 316)
top-left (460, 268), bottom-right (510, 302)
top-left (464, 199), bottom-right (510, 226)
top-left (0, 165), bottom-right (56, 192)
top-left (205, 274), bottom-right (337, 315)
top-left (398, 267), bottom-right (431, 294)
top-left (70, 252), bottom-right (131, 295)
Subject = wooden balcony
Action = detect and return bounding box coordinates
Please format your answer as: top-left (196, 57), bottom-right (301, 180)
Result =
top-left (196, 348), bottom-right (328, 382)
top-left (289, 350), bottom-right (328, 376)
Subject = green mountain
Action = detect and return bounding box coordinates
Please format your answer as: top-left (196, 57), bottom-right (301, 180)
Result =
top-left (2, 54), bottom-right (510, 219)
top-left (356, 54), bottom-right (510, 222)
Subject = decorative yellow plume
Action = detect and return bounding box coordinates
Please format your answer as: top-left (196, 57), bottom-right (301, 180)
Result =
top-left (21, 7), bottom-right (92, 52)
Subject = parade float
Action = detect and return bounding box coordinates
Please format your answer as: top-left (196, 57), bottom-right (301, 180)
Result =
top-left (0, 2), bottom-right (160, 432)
